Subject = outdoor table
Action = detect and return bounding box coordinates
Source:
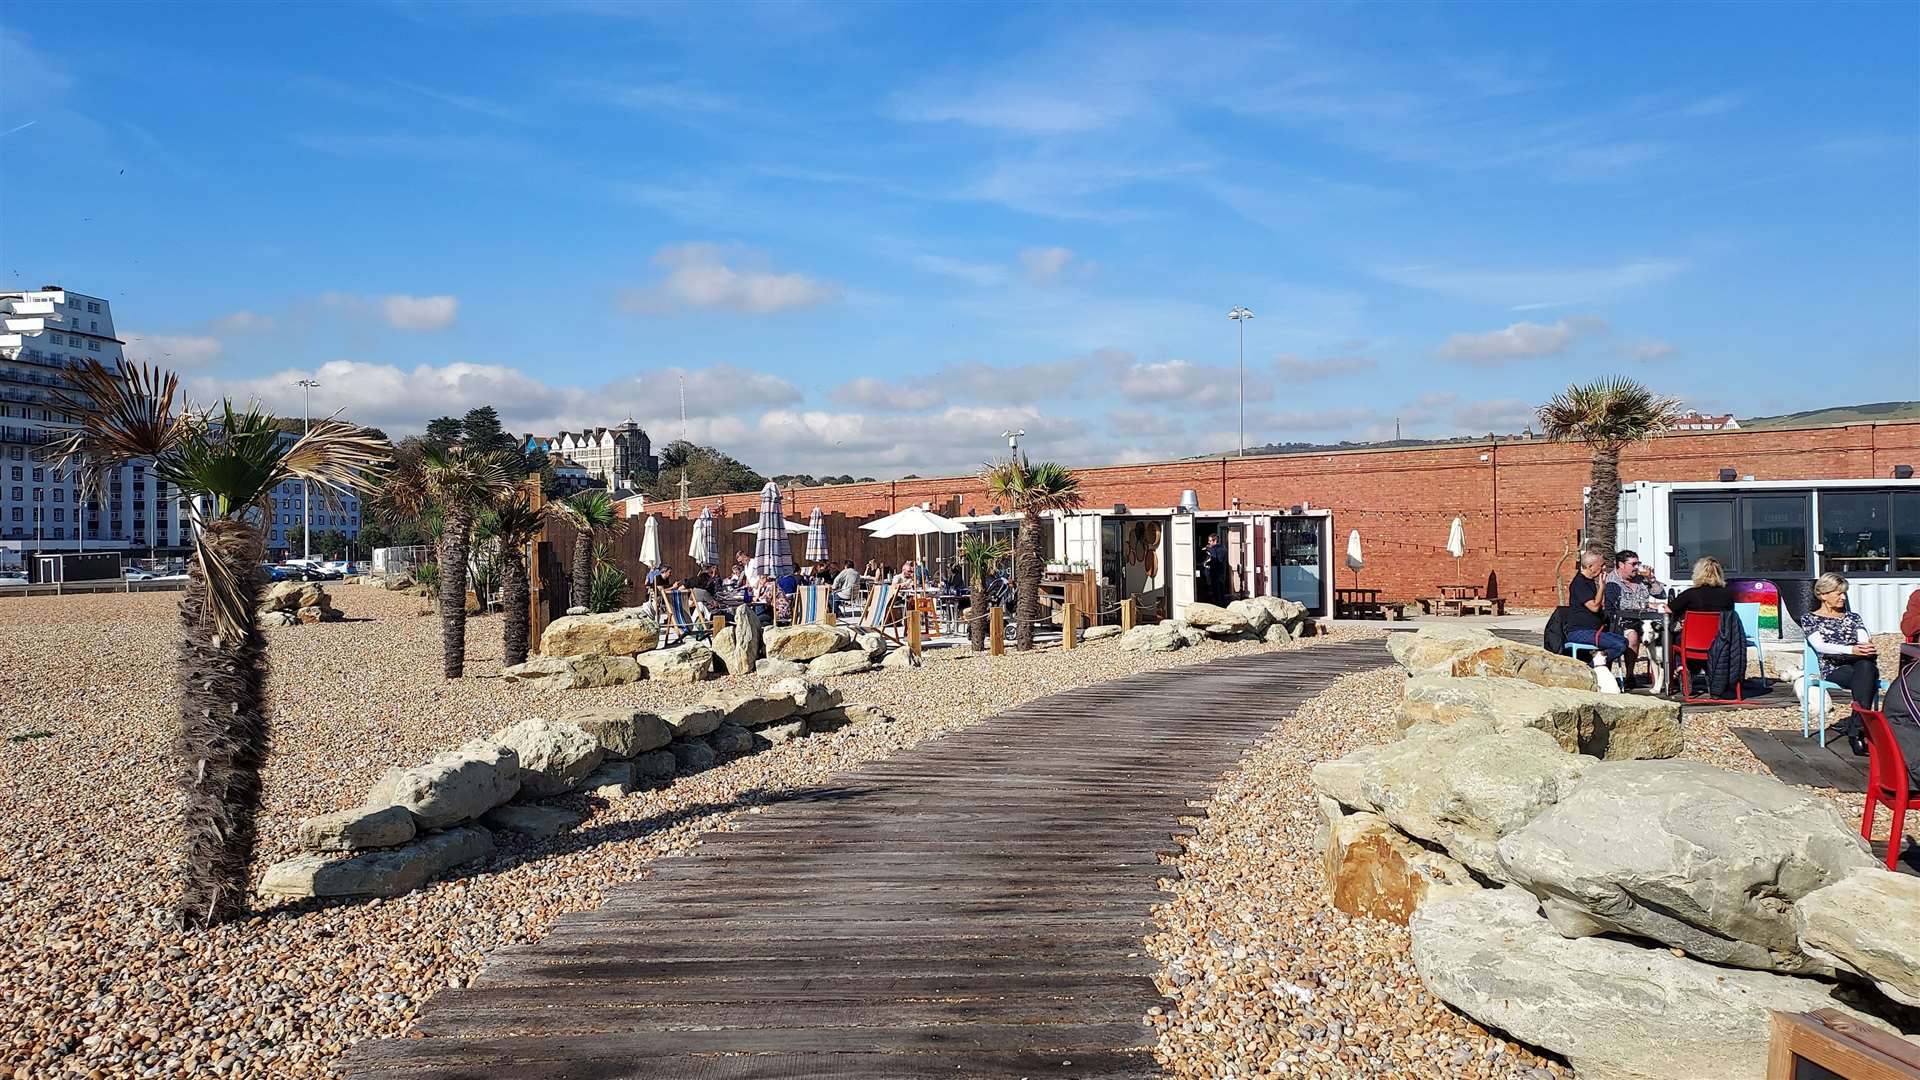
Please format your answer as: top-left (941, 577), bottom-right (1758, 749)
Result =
top-left (1335, 588), bottom-right (1385, 619)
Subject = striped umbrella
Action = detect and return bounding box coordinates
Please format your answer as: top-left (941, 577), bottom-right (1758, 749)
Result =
top-left (749, 482), bottom-right (794, 583)
top-left (804, 506), bottom-right (829, 564)
top-left (688, 507), bottom-right (718, 569)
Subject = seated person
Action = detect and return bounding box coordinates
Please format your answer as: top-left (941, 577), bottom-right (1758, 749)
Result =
top-left (1565, 550), bottom-right (1625, 693)
top-left (892, 561), bottom-right (921, 589)
top-left (1804, 572), bottom-right (1880, 756)
top-left (831, 560), bottom-right (863, 611)
top-left (1607, 549), bottom-right (1667, 691)
top-left (1666, 555), bottom-right (1734, 620)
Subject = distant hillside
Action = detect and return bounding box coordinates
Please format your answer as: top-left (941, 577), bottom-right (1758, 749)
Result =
top-left (1737, 401), bottom-right (1920, 430)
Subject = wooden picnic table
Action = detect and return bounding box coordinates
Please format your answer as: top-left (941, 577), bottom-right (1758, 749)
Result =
top-left (1335, 587), bottom-right (1386, 619)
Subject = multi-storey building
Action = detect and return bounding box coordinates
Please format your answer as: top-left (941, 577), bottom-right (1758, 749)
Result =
top-left (262, 432), bottom-right (364, 557)
top-left (525, 421), bottom-right (658, 491)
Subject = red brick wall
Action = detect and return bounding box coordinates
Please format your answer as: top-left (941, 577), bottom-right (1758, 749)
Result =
top-left (664, 421), bottom-right (1920, 607)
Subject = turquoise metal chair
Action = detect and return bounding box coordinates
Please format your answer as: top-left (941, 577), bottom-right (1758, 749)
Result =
top-left (1800, 638), bottom-right (1892, 746)
top-left (1733, 603), bottom-right (1767, 680)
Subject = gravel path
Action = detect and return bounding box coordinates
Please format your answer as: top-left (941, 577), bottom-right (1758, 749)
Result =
top-left (0, 585), bottom-right (1380, 1079)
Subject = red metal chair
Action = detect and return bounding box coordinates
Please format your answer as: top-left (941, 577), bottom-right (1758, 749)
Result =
top-left (1854, 705), bottom-right (1913, 872)
top-left (1676, 611), bottom-right (1743, 703)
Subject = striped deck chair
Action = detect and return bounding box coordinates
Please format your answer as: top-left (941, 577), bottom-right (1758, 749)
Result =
top-left (793, 584), bottom-right (833, 626)
top-left (853, 581), bottom-right (902, 644)
top-left (655, 586), bottom-right (708, 645)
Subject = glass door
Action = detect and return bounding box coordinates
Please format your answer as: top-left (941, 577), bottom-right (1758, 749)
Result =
top-left (1271, 518), bottom-right (1324, 615)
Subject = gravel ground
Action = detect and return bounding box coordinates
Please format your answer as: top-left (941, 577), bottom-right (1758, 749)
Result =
top-left (1149, 641), bottom-right (1918, 1080)
top-left (0, 585), bottom-right (1380, 1079)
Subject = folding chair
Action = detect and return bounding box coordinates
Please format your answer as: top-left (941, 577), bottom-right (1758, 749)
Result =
top-left (1853, 705), bottom-right (1913, 871)
top-left (853, 581), bottom-right (902, 644)
top-left (793, 584), bottom-right (833, 626)
top-left (655, 585), bottom-right (709, 645)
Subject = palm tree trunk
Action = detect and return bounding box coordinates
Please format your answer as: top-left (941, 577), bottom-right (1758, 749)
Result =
top-left (1586, 448), bottom-right (1622, 556)
top-left (174, 522), bottom-right (268, 929)
top-left (1014, 512), bottom-right (1041, 651)
top-left (570, 531), bottom-right (593, 611)
top-left (967, 567), bottom-right (987, 650)
top-left (499, 548), bottom-right (530, 668)
top-left (440, 509), bottom-right (472, 678)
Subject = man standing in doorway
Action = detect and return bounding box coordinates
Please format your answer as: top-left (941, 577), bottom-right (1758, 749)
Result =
top-left (1203, 532), bottom-right (1229, 605)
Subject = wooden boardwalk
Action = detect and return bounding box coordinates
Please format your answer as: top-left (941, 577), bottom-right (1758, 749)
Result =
top-left (341, 638), bottom-right (1391, 1079)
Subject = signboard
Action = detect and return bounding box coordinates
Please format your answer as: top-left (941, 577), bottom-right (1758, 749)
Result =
top-left (1733, 578), bottom-right (1782, 638)
top-left (1768, 1009), bottom-right (1920, 1079)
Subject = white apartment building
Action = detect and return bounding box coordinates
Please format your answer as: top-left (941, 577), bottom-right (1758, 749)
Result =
top-left (263, 435), bottom-right (364, 557)
top-left (526, 421), bottom-right (659, 491)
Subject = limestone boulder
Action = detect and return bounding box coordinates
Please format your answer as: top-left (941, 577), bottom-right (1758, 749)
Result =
top-left (1225, 598), bottom-right (1277, 635)
top-left (855, 631), bottom-right (887, 661)
top-left (705, 723), bottom-right (756, 757)
top-left (1183, 602), bottom-right (1250, 636)
top-left (1496, 760), bottom-right (1877, 973)
top-left (712, 688), bottom-right (799, 730)
top-left (499, 656), bottom-right (575, 688)
top-left (539, 613), bottom-right (614, 658)
top-left (1388, 625), bottom-right (1593, 689)
top-left (1081, 625), bottom-right (1122, 642)
top-left (635, 642), bottom-right (714, 684)
top-left (260, 826), bottom-right (493, 899)
top-left (1411, 888), bottom-right (1905, 1080)
top-left (1119, 624), bottom-right (1183, 652)
top-left (662, 704), bottom-right (724, 740)
top-left (482, 803), bottom-right (582, 839)
top-left (257, 610), bottom-right (298, 628)
top-left (809, 650), bottom-right (875, 677)
top-left (563, 654), bottom-right (642, 688)
top-left (1396, 674), bottom-right (1682, 760)
top-left (490, 718), bottom-right (603, 797)
top-left (1318, 801), bottom-right (1478, 924)
top-left (1797, 869), bottom-right (1920, 1006)
top-left (805, 703), bottom-right (889, 733)
top-left (1173, 622), bottom-right (1208, 647)
top-left (602, 615), bottom-right (660, 656)
top-left (768, 677), bottom-right (840, 715)
top-left (298, 804), bottom-right (416, 852)
top-left (710, 605), bottom-right (762, 676)
top-left (670, 740), bottom-right (716, 774)
top-left (754, 658), bottom-right (808, 679)
top-left (1263, 622), bottom-right (1295, 646)
top-left (765, 623), bottom-right (855, 662)
top-left (366, 740), bottom-right (520, 829)
top-left (1238, 595), bottom-right (1307, 632)
top-left (563, 706), bottom-right (673, 758)
top-left (880, 647), bottom-right (920, 669)
top-left (761, 720), bottom-right (806, 744)
top-left (260, 580), bottom-right (307, 613)
top-left (630, 750), bottom-right (677, 782)
top-left (580, 760), bottom-right (639, 798)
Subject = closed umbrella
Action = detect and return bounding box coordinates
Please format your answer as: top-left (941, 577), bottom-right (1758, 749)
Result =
top-left (1445, 516), bottom-right (1466, 581)
top-left (1345, 529), bottom-right (1364, 588)
top-left (749, 482), bottom-right (795, 584)
top-left (733, 518), bottom-right (815, 534)
top-left (688, 507), bottom-right (718, 569)
top-left (805, 506), bottom-right (829, 564)
top-left (638, 515), bottom-right (661, 568)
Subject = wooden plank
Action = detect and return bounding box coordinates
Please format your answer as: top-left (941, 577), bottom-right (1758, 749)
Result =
top-left (346, 1049), bottom-right (1159, 1080)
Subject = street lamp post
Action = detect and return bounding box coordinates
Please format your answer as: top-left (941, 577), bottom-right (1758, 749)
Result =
top-left (1227, 306), bottom-right (1254, 457)
top-left (294, 378), bottom-right (319, 560)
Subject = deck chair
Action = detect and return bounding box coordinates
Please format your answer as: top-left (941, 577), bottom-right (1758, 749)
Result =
top-left (655, 585), bottom-right (709, 645)
top-left (853, 581), bottom-right (903, 644)
top-left (793, 584), bottom-right (833, 626)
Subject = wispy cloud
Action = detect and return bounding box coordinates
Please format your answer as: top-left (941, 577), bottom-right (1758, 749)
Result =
top-left (390, 79), bottom-right (527, 123)
top-left (595, 81), bottom-right (743, 116)
top-left (124, 332), bottom-right (223, 368)
top-left (211, 311), bottom-right (275, 335)
top-left (321, 292), bottom-right (460, 331)
top-left (618, 243), bottom-right (839, 316)
top-left (1020, 246), bottom-right (1074, 284)
top-left (292, 131), bottom-right (533, 163)
top-left (1273, 354), bottom-right (1377, 380)
top-left (911, 254), bottom-right (1006, 287)
top-left (1377, 258), bottom-right (1688, 308)
top-left (831, 376), bottom-right (946, 412)
top-left (1435, 317), bottom-right (1606, 364)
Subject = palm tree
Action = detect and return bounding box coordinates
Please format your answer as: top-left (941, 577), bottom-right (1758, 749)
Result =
top-left (1536, 378), bottom-right (1681, 556)
top-left (957, 533), bottom-right (1011, 650)
top-left (52, 358), bottom-right (389, 928)
top-left (382, 442), bottom-right (514, 678)
top-left (552, 491), bottom-right (625, 612)
top-left (482, 494), bottom-right (549, 668)
top-left (982, 456), bottom-right (1082, 650)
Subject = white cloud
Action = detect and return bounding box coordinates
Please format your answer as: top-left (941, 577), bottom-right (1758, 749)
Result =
top-left (912, 253), bottom-right (1006, 287)
top-left (380, 294), bottom-right (459, 331)
top-left (210, 311), bottom-right (275, 335)
top-left (123, 332), bottom-right (223, 367)
top-left (1435, 318), bottom-right (1605, 364)
top-left (1376, 258), bottom-right (1687, 308)
top-left (1630, 338), bottom-right (1677, 361)
top-left (1020, 246), bottom-right (1075, 284)
top-left (1117, 359), bottom-right (1274, 409)
top-left (619, 243), bottom-right (839, 316)
top-left (1451, 398), bottom-right (1538, 432)
top-left (831, 376), bottom-right (946, 412)
top-left (1273, 354), bottom-right (1376, 380)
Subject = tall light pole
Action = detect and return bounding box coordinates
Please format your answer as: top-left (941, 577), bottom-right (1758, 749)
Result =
top-left (295, 378), bottom-right (319, 560)
top-left (1227, 306), bottom-right (1254, 457)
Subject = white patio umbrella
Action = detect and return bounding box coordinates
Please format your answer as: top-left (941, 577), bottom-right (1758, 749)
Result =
top-left (1445, 516), bottom-right (1466, 581)
top-left (862, 505), bottom-right (964, 575)
top-left (638, 515), bottom-right (662, 568)
top-left (688, 507), bottom-right (717, 569)
top-left (1345, 529), bottom-right (1365, 588)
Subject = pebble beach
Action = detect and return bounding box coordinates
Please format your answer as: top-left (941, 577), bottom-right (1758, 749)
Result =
top-left (0, 585), bottom-right (1380, 1079)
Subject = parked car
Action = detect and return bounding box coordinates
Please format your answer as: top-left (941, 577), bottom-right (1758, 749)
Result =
top-left (0, 572), bottom-right (27, 587)
top-left (123, 568), bottom-right (157, 581)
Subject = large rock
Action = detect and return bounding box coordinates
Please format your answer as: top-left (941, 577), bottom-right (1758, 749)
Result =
top-left (259, 580), bottom-right (308, 613)
top-left (1797, 869), bottom-right (1920, 1006)
top-left (565, 654), bottom-right (643, 688)
top-left (805, 703), bottom-right (889, 733)
top-left (710, 605), bottom-right (762, 676)
top-left (257, 610), bottom-right (298, 628)
top-left (1387, 625), bottom-right (1593, 690)
top-left (635, 642), bottom-right (714, 684)
top-left (1263, 622), bottom-right (1295, 646)
top-left (297, 804), bottom-right (416, 852)
top-left (366, 740), bottom-right (520, 829)
top-left (630, 750), bottom-right (677, 782)
top-left (563, 706), bottom-right (673, 758)
top-left (603, 615), bottom-right (660, 656)
top-left (854, 631), bottom-right (887, 661)
top-left (809, 650), bottom-right (875, 677)
top-left (880, 647), bottom-right (920, 669)
top-left (580, 760), bottom-right (639, 798)
top-left (482, 803), bottom-right (582, 839)
top-left (764, 623), bottom-right (855, 662)
top-left (1396, 674), bottom-right (1682, 760)
top-left (705, 723), bottom-right (756, 757)
top-left (767, 677), bottom-right (840, 715)
top-left (499, 656), bottom-right (576, 688)
top-left (1118, 624), bottom-right (1183, 652)
top-left (1235, 595), bottom-right (1306, 633)
top-left (1225, 598), bottom-right (1277, 635)
top-left (662, 704), bottom-right (724, 740)
top-left (1172, 622), bottom-right (1208, 647)
top-left (1411, 888), bottom-right (1905, 1080)
top-left (1182, 602), bottom-right (1250, 636)
top-left (754, 658), bottom-right (807, 679)
top-left (260, 826), bottom-right (493, 899)
top-left (1318, 801), bottom-right (1478, 924)
top-left (539, 613), bottom-right (614, 657)
top-left (1314, 721), bottom-right (1592, 879)
top-left (670, 740), bottom-right (716, 774)
top-left (712, 687), bottom-right (799, 729)
top-left (1081, 624), bottom-right (1122, 642)
top-left (490, 718), bottom-right (603, 797)
top-left (1496, 760), bottom-right (1877, 973)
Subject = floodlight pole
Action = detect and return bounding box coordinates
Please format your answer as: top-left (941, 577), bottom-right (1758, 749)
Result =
top-left (1228, 306), bottom-right (1254, 457)
top-left (295, 378), bottom-right (319, 560)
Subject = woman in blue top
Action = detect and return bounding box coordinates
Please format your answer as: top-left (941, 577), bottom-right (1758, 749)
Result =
top-left (1803, 572), bottom-right (1879, 755)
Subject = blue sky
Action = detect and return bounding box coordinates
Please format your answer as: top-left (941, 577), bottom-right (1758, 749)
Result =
top-left (2, 1), bottom-right (1916, 477)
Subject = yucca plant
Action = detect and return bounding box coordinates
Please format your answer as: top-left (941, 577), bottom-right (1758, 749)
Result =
top-left (414, 559), bottom-right (441, 593)
top-left (981, 456), bottom-right (1082, 650)
top-left (1537, 378), bottom-right (1681, 555)
top-left (482, 494), bottom-right (550, 667)
top-left (588, 563), bottom-right (631, 613)
top-left (51, 358), bottom-right (389, 929)
top-left (552, 491), bottom-right (625, 611)
top-left (958, 534), bottom-right (1011, 650)
top-left (381, 442), bottom-right (514, 678)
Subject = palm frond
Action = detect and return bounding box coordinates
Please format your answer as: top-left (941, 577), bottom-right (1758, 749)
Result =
top-left (194, 518), bottom-right (266, 649)
top-left (1536, 378), bottom-right (1682, 452)
top-left (486, 495), bottom-right (550, 549)
top-left (275, 417), bottom-right (391, 500)
top-left (978, 456), bottom-right (1081, 515)
top-left (49, 358), bottom-right (188, 495)
top-left (559, 490), bottom-right (626, 534)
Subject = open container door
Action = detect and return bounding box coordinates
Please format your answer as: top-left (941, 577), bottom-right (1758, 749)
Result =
top-left (1170, 514), bottom-right (1196, 619)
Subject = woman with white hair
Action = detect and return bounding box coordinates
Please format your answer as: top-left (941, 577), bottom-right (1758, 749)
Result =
top-left (1803, 572), bottom-right (1880, 755)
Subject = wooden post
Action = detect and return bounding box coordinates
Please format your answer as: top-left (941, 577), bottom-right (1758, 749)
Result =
top-left (1121, 598), bottom-right (1137, 631)
top-left (906, 607), bottom-right (922, 656)
top-left (825, 610), bottom-right (837, 625)
top-left (1062, 602), bottom-right (1077, 649)
top-left (711, 614), bottom-right (726, 635)
top-left (989, 607), bottom-right (1004, 655)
